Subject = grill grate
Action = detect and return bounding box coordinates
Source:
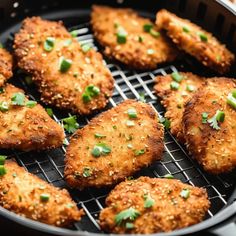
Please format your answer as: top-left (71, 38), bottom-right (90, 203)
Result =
top-left (4, 21), bottom-right (236, 233)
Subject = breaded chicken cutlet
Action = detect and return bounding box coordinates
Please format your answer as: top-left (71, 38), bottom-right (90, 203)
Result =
top-left (65, 100), bottom-right (164, 189)
top-left (183, 78), bottom-right (236, 174)
top-left (0, 84), bottom-right (64, 151)
top-left (99, 176), bottom-right (210, 234)
top-left (156, 9), bottom-right (234, 74)
top-left (154, 72), bottom-right (204, 142)
top-left (14, 17), bottom-right (114, 115)
top-left (0, 160), bottom-right (83, 227)
top-left (0, 48), bottom-right (13, 86)
top-left (91, 5), bottom-right (179, 70)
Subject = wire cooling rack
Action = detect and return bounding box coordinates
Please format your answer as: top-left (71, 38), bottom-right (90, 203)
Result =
top-left (3, 22), bottom-right (236, 233)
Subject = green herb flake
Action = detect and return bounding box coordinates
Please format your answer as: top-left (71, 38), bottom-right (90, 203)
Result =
top-left (63, 39), bottom-right (72, 46)
top-left (127, 108), bottom-right (137, 119)
top-left (186, 84), bottom-right (195, 92)
top-left (46, 108), bottom-right (53, 117)
top-left (143, 24), bottom-right (153, 32)
top-left (138, 36), bottom-right (143, 42)
top-left (43, 37), bottom-right (55, 52)
top-left (125, 222), bottom-right (134, 229)
top-left (201, 112), bottom-right (208, 124)
top-left (117, 27), bottom-right (127, 44)
top-left (11, 92), bottom-right (25, 106)
top-left (83, 167), bottom-right (92, 177)
top-left (139, 92), bottom-right (146, 102)
top-left (40, 193), bottom-right (50, 202)
top-left (159, 116), bottom-right (171, 129)
top-left (0, 101), bottom-right (9, 112)
top-left (143, 193), bottom-right (155, 208)
top-left (171, 72), bottom-right (183, 83)
top-left (0, 88), bottom-right (4, 94)
top-left (208, 110), bottom-right (225, 130)
top-left (12, 173), bottom-right (17, 178)
top-left (91, 143), bottom-right (111, 157)
top-left (70, 29), bottom-right (81, 38)
top-left (150, 29), bottom-right (160, 38)
top-left (115, 207), bottom-right (140, 225)
top-left (62, 115), bottom-right (79, 133)
top-left (134, 149), bottom-right (145, 156)
top-left (182, 26), bottom-right (190, 33)
top-left (126, 120), bottom-right (135, 127)
top-left (0, 155), bottom-right (7, 165)
top-left (163, 174), bottom-right (174, 179)
top-left (81, 44), bottom-right (91, 53)
top-left (170, 81), bottom-right (180, 90)
top-left (227, 91), bottom-right (236, 110)
top-left (26, 100), bottom-right (37, 108)
top-left (198, 32), bottom-right (208, 42)
top-left (82, 85), bottom-right (100, 103)
top-left (0, 165), bottom-right (7, 176)
top-left (180, 189), bottom-right (190, 199)
top-left (94, 133), bottom-right (106, 139)
top-left (59, 56), bottom-right (72, 73)
top-left (113, 125), bottom-right (117, 130)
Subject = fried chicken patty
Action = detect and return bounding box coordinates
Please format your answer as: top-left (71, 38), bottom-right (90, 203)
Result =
top-left (0, 160), bottom-right (83, 227)
top-left (65, 100), bottom-right (164, 189)
top-left (154, 72), bottom-right (204, 142)
top-left (156, 9), bottom-right (234, 74)
top-left (99, 176), bottom-right (210, 234)
top-left (183, 78), bottom-right (236, 174)
top-left (0, 48), bottom-right (13, 86)
top-left (0, 84), bottom-right (64, 151)
top-left (91, 5), bottom-right (179, 70)
top-left (14, 17), bottom-right (114, 115)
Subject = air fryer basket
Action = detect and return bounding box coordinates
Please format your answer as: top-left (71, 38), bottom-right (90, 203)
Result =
top-left (0, 0), bottom-right (236, 235)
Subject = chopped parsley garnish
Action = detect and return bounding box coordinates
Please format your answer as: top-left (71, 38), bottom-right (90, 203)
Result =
top-left (139, 92), bottom-right (146, 102)
top-left (171, 72), bottom-right (183, 83)
top-left (0, 155), bottom-right (6, 165)
top-left (115, 207), bottom-right (140, 226)
top-left (63, 39), bottom-right (72, 46)
top-left (117, 27), bottom-right (127, 44)
top-left (180, 189), bottom-right (190, 199)
top-left (94, 133), bottom-right (106, 139)
top-left (227, 90), bottom-right (236, 110)
top-left (127, 108), bottom-right (137, 119)
top-left (11, 92), bottom-right (25, 106)
top-left (113, 125), bottom-right (117, 130)
top-left (81, 44), bottom-right (91, 53)
top-left (59, 56), bottom-right (72, 73)
top-left (0, 165), bottom-right (7, 176)
top-left (126, 120), bottom-right (135, 127)
top-left (163, 174), bottom-right (174, 179)
top-left (143, 24), bottom-right (153, 32)
top-left (91, 143), bottom-right (111, 157)
top-left (182, 26), bottom-right (190, 33)
top-left (201, 112), bottom-right (208, 124)
top-left (147, 49), bottom-right (155, 55)
top-left (0, 101), bottom-right (9, 112)
top-left (83, 167), bottom-right (92, 177)
top-left (159, 116), bottom-right (171, 129)
top-left (143, 193), bottom-right (155, 208)
top-left (125, 222), bottom-right (134, 229)
top-left (138, 36), bottom-right (144, 42)
top-left (82, 85), bottom-right (100, 103)
top-left (43, 37), bottom-right (55, 52)
top-left (40, 193), bottom-right (50, 202)
top-left (186, 84), bottom-right (195, 92)
top-left (25, 100), bottom-right (37, 108)
top-left (198, 32), bottom-right (208, 42)
top-left (46, 108), bottom-right (53, 117)
top-left (208, 110), bottom-right (225, 130)
top-left (134, 149), bottom-right (145, 156)
top-left (0, 88), bottom-right (4, 94)
top-left (70, 29), bottom-right (81, 38)
top-left (62, 115), bottom-right (79, 133)
top-left (170, 81), bottom-right (180, 90)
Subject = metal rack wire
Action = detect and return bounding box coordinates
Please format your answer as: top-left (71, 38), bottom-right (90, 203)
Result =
top-left (6, 22), bottom-right (235, 233)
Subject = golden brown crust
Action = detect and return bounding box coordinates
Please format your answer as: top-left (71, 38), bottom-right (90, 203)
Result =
top-left (0, 84), bottom-right (64, 151)
top-left (154, 72), bottom-right (204, 142)
top-left (99, 176), bottom-right (210, 234)
top-left (0, 48), bottom-right (13, 86)
top-left (183, 78), bottom-right (236, 174)
top-left (65, 99), bottom-right (164, 189)
top-left (13, 16), bottom-right (114, 115)
top-left (91, 5), bottom-right (179, 70)
top-left (0, 160), bottom-right (84, 227)
top-left (156, 9), bottom-right (234, 74)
